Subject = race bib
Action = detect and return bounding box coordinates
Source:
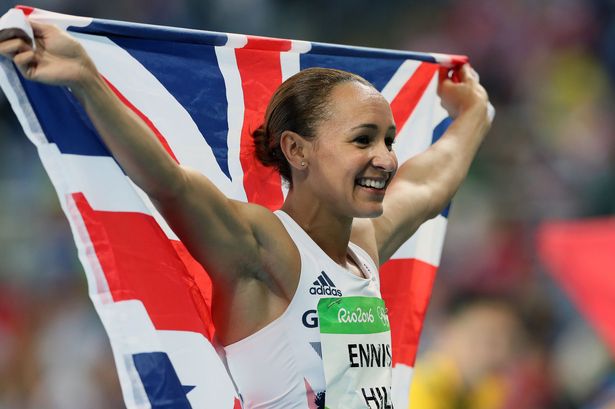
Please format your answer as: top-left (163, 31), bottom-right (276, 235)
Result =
top-left (317, 296), bottom-right (394, 409)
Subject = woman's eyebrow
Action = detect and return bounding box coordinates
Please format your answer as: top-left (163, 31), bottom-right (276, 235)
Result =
top-left (351, 123), bottom-right (378, 131)
top-left (351, 124), bottom-right (397, 132)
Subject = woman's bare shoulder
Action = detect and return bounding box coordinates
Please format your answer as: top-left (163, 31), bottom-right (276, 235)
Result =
top-left (235, 201), bottom-right (301, 299)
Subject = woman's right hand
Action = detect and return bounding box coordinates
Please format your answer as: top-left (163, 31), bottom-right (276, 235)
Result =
top-left (0, 21), bottom-right (97, 88)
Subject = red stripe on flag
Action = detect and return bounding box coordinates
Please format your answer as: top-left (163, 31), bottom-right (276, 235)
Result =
top-left (389, 63), bottom-right (439, 134)
top-left (235, 38), bottom-right (289, 210)
top-left (101, 76), bottom-right (179, 163)
top-left (380, 257), bottom-right (438, 366)
top-left (447, 54), bottom-right (469, 67)
top-left (243, 35), bottom-right (293, 52)
top-left (72, 192), bottom-right (215, 339)
top-left (15, 5), bottom-right (34, 15)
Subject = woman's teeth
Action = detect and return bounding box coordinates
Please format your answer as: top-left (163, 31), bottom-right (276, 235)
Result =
top-left (357, 178), bottom-right (385, 189)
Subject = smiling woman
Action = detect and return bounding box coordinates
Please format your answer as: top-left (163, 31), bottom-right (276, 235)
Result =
top-left (253, 67), bottom-right (378, 187)
top-left (263, 70), bottom-right (398, 222)
top-left (0, 18), bottom-right (491, 409)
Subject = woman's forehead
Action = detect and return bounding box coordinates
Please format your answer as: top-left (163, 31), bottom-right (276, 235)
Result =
top-left (325, 82), bottom-right (393, 126)
top-left (330, 81), bottom-right (383, 101)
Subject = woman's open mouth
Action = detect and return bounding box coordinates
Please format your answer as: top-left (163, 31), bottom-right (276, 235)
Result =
top-left (355, 177), bottom-right (388, 192)
top-left (356, 177), bottom-right (386, 189)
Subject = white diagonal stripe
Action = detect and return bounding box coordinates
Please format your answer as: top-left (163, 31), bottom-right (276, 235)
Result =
top-left (390, 214), bottom-right (447, 266)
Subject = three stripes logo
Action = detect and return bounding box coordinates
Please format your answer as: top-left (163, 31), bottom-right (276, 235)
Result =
top-left (309, 271), bottom-right (343, 297)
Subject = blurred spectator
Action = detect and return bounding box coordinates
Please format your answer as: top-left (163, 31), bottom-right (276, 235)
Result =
top-left (408, 292), bottom-right (525, 409)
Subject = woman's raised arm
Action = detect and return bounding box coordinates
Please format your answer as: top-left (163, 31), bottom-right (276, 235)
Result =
top-left (0, 22), bottom-right (293, 288)
top-left (371, 63), bottom-right (492, 264)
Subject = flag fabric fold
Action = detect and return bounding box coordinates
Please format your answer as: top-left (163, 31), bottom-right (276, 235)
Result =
top-left (538, 218), bottom-right (615, 359)
top-left (0, 6), bottom-right (460, 408)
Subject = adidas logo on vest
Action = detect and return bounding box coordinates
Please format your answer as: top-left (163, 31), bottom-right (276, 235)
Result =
top-left (309, 271), bottom-right (343, 297)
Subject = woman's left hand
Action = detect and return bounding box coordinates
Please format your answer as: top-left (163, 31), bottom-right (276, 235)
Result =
top-left (438, 63), bottom-right (490, 122)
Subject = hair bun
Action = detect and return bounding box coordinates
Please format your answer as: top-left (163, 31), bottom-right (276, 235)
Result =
top-left (252, 124), bottom-right (276, 166)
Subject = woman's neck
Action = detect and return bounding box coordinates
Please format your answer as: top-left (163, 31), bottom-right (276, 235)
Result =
top-left (281, 190), bottom-right (353, 266)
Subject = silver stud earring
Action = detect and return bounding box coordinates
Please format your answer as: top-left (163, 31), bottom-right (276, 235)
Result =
top-left (301, 161), bottom-right (306, 167)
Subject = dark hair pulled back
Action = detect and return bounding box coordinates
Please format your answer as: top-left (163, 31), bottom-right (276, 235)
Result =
top-left (252, 67), bottom-right (373, 187)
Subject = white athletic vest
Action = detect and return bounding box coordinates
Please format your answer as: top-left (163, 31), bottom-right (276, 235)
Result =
top-left (223, 210), bottom-right (384, 409)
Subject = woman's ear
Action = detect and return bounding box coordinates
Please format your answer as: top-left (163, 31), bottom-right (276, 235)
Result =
top-left (280, 130), bottom-right (310, 170)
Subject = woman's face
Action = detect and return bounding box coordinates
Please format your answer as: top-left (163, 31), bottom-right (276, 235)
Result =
top-left (304, 81), bottom-right (398, 218)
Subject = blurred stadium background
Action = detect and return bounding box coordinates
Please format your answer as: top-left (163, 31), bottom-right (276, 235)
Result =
top-left (0, 0), bottom-right (613, 408)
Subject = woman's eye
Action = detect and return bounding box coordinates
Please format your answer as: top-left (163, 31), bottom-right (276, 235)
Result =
top-left (385, 137), bottom-right (395, 151)
top-left (354, 135), bottom-right (371, 145)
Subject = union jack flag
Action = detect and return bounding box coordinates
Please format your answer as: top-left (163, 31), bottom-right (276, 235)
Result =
top-left (0, 6), bottom-right (464, 408)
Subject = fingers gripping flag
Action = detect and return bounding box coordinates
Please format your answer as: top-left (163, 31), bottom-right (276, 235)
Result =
top-left (0, 6), bottom-right (464, 408)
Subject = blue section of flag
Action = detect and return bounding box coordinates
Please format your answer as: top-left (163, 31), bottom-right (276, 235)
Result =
top-left (431, 116), bottom-right (452, 144)
top-left (300, 52), bottom-right (403, 92)
top-left (68, 19), bottom-right (228, 47)
top-left (306, 42), bottom-right (437, 63)
top-left (432, 116), bottom-right (453, 218)
top-left (69, 19), bottom-right (436, 62)
top-left (133, 352), bottom-right (194, 408)
top-left (99, 35), bottom-right (232, 178)
top-left (441, 203), bottom-right (451, 218)
top-left (18, 76), bottom-right (112, 157)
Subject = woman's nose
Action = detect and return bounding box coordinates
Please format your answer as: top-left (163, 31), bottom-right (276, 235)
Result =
top-left (371, 145), bottom-right (397, 173)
